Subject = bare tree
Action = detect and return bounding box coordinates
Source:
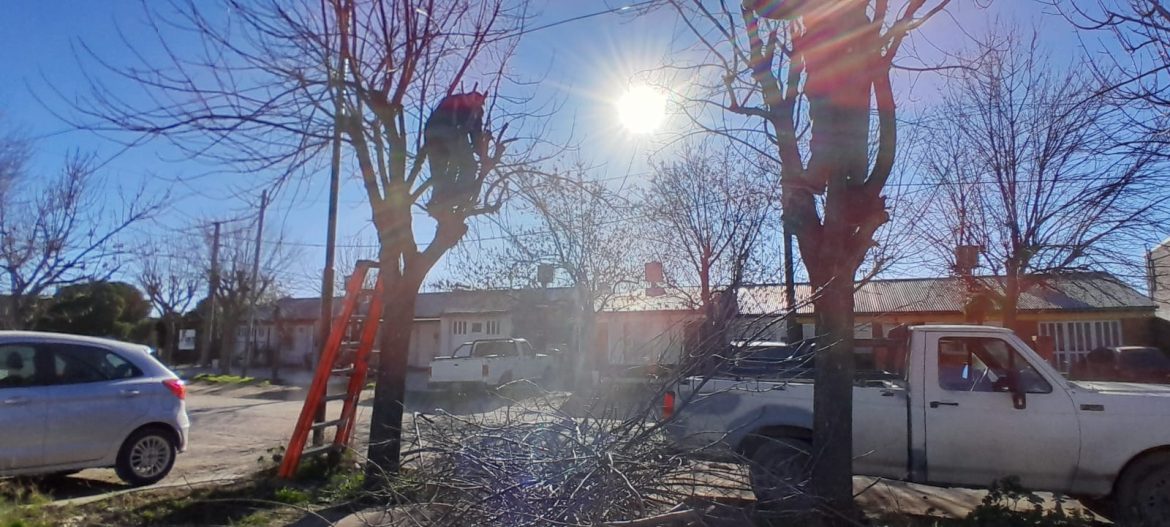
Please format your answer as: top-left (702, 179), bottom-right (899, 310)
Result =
top-left (67, 0), bottom-right (545, 478)
top-left (453, 167), bottom-right (644, 383)
top-left (1055, 1), bottom-right (1170, 155)
top-left (660, 0), bottom-right (951, 520)
top-left (136, 237), bottom-right (202, 364)
top-left (203, 223), bottom-right (297, 374)
top-left (0, 127), bottom-right (160, 329)
top-left (917, 31), bottom-right (1169, 329)
top-left (643, 144), bottom-right (778, 332)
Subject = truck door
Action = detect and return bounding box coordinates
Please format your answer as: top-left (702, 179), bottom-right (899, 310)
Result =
top-left (921, 334), bottom-right (1080, 491)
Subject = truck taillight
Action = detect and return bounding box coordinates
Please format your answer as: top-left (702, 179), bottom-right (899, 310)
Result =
top-left (662, 390), bottom-right (675, 420)
top-left (482, 364), bottom-right (490, 377)
top-left (163, 378), bottom-right (186, 400)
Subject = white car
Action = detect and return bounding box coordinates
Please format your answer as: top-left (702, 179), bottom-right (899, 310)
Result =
top-left (0, 331), bottom-right (190, 486)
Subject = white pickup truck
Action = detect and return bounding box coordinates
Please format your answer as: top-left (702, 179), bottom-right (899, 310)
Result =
top-left (664, 325), bottom-right (1170, 523)
top-left (429, 338), bottom-right (553, 389)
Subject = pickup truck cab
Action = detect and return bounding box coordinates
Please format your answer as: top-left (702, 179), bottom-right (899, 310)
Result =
top-left (429, 338), bottom-right (553, 389)
top-left (665, 325), bottom-right (1170, 523)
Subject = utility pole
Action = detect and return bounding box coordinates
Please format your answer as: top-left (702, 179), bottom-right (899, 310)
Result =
top-left (242, 190), bottom-right (268, 378)
top-left (200, 221), bottom-right (222, 368)
top-left (314, 47), bottom-right (346, 447)
top-left (783, 226), bottom-right (801, 344)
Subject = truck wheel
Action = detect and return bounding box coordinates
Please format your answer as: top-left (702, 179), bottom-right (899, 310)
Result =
top-left (1116, 452), bottom-right (1170, 526)
top-left (748, 436), bottom-right (815, 513)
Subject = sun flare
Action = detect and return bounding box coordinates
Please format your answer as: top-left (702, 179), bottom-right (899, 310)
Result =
top-left (616, 85), bottom-right (667, 134)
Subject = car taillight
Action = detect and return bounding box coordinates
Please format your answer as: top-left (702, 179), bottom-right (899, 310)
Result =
top-left (662, 390), bottom-right (675, 420)
top-left (482, 364), bottom-right (490, 377)
top-left (163, 379), bottom-right (186, 400)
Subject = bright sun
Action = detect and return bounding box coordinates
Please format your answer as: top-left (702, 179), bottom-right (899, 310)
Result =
top-left (616, 85), bottom-right (667, 134)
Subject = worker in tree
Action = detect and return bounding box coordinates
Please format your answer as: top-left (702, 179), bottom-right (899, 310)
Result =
top-left (424, 91), bottom-right (487, 211)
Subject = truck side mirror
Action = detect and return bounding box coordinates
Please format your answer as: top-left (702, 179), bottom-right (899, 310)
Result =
top-left (1007, 372), bottom-right (1027, 410)
top-left (1011, 390), bottom-right (1027, 410)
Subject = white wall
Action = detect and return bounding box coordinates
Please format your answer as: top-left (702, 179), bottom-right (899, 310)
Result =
top-left (1152, 240), bottom-right (1170, 320)
top-left (438, 314), bottom-right (511, 358)
top-left (409, 320), bottom-right (441, 367)
top-left (606, 313), bottom-right (690, 366)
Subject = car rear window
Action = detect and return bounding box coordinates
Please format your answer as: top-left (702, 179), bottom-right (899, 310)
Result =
top-left (1120, 348), bottom-right (1170, 371)
top-left (473, 341), bottom-right (516, 357)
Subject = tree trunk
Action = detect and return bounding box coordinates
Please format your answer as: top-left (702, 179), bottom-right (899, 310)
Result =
top-left (365, 277), bottom-right (420, 483)
top-left (798, 3), bottom-right (873, 521)
top-left (219, 318), bottom-right (237, 375)
top-left (164, 315), bottom-right (178, 364)
top-left (1001, 264), bottom-right (1021, 330)
top-left (809, 271), bottom-right (858, 521)
top-left (572, 285), bottom-right (596, 389)
top-left (784, 227), bottom-right (803, 345)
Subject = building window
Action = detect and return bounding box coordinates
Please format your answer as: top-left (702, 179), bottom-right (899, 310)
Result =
top-left (471, 322), bottom-right (483, 333)
top-left (486, 320), bottom-right (500, 335)
top-left (1039, 320), bottom-right (1122, 373)
top-left (452, 320), bottom-right (468, 335)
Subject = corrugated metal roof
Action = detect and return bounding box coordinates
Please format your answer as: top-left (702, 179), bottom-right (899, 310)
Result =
top-left (601, 273), bottom-right (1153, 316)
top-left (268, 287), bottom-right (577, 321)
top-left (736, 273), bottom-right (1153, 316)
top-left (262, 272), bottom-right (1152, 321)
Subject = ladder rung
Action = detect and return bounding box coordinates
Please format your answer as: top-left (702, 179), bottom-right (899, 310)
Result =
top-left (310, 419), bottom-right (346, 430)
top-left (323, 393), bottom-right (348, 402)
top-left (331, 367), bottom-right (354, 376)
top-left (301, 444), bottom-right (339, 458)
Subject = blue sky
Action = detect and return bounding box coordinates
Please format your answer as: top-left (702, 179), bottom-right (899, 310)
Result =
top-left (0, 0), bottom-right (1097, 297)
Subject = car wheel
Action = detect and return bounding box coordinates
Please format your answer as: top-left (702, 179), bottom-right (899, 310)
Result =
top-left (114, 427), bottom-right (177, 487)
top-left (748, 436), bottom-right (816, 513)
top-left (1116, 452), bottom-right (1170, 526)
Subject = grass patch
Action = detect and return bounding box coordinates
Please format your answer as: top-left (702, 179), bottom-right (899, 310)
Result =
top-left (0, 481), bottom-right (55, 527)
top-left (191, 373), bottom-right (260, 385)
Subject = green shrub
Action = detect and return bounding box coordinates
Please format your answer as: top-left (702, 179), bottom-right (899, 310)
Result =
top-left (960, 477), bottom-right (1095, 527)
top-left (273, 487), bottom-right (310, 505)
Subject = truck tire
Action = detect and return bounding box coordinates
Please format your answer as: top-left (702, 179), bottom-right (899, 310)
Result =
top-left (748, 436), bottom-right (815, 513)
top-left (1116, 452), bottom-right (1170, 526)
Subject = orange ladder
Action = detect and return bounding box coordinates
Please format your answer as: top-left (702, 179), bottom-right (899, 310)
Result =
top-left (278, 260), bottom-right (383, 479)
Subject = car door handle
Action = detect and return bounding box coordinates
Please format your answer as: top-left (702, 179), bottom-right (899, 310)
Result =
top-left (2, 397), bottom-right (29, 406)
top-left (120, 389), bottom-right (142, 398)
top-left (929, 401), bottom-right (959, 408)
